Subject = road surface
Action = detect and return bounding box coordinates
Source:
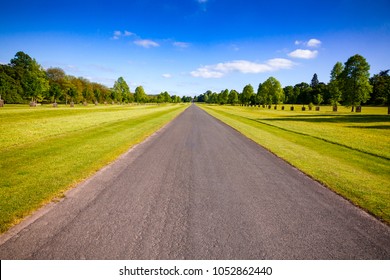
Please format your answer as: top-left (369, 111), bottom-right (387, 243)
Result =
top-left (0, 104), bottom-right (389, 259)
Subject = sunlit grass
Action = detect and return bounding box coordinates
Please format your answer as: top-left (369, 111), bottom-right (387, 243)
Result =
top-left (0, 104), bottom-right (189, 233)
top-left (198, 104), bottom-right (390, 224)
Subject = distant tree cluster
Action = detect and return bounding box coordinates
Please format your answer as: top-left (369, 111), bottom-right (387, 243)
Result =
top-left (0, 51), bottom-right (192, 105)
top-left (194, 54), bottom-right (390, 111)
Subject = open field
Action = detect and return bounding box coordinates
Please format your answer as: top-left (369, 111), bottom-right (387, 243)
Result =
top-left (0, 104), bottom-right (189, 233)
top-left (198, 104), bottom-right (390, 224)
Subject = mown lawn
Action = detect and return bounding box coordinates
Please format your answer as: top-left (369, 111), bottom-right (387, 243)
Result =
top-left (0, 104), bottom-right (189, 233)
top-left (198, 104), bottom-right (390, 224)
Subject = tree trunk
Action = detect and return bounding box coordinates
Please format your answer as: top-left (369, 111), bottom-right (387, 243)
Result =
top-left (333, 105), bottom-right (337, 112)
top-left (351, 106), bottom-right (355, 112)
top-left (388, 105), bottom-right (390, 115)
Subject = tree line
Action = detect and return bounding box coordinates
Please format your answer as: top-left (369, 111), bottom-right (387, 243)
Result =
top-left (0, 51), bottom-right (192, 105)
top-left (194, 54), bottom-right (390, 112)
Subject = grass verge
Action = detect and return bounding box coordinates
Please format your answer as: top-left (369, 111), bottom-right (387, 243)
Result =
top-left (198, 104), bottom-right (390, 224)
top-left (0, 104), bottom-right (189, 233)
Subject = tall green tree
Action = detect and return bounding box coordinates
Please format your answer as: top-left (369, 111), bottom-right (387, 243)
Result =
top-left (47, 67), bottom-right (69, 103)
top-left (134, 86), bottom-right (146, 103)
top-left (261, 77), bottom-right (284, 105)
top-left (112, 77), bottom-right (131, 103)
top-left (10, 51), bottom-right (49, 103)
top-left (328, 62), bottom-right (344, 106)
top-left (228, 89), bottom-right (239, 105)
top-left (220, 89), bottom-right (229, 105)
top-left (48, 83), bottom-right (62, 103)
top-left (283, 86), bottom-right (295, 104)
top-left (256, 83), bottom-right (265, 105)
top-left (294, 82), bottom-right (312, 104)
top-left (241, 84), bottom-right (254, 105)
top-left (0, 64), bottom-right (24, 103)
top-left (340, 54), bottom-right (372, 111)
top-left (310, 73), bottom-right (319, 88)
top-left (310, 73), bottom-right (324, 105)
top-left (162, 91), bottom-right (171, 103)
top-left (370, 70), bottom-right (390, 105)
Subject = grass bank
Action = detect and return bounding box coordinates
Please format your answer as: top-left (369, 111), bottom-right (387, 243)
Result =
top-left (0, 104), bottom-right (189, 233)
top-left (198, 104), bottom-right (390, 224)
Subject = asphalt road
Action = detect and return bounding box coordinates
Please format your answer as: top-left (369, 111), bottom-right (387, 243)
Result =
top-left (0, 104), bottom-right (389, 259)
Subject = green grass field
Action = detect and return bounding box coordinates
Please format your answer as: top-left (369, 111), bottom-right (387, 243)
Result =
top-left (198, 104), bottom-right (390, 224)
top-left (0, 104), bottom-right (189, 233)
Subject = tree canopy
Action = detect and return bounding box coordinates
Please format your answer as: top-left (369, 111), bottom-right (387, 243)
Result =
top-left (0, 51), bottom-right (192, 105)
top-left (340, 54), bottom-right (372, 110)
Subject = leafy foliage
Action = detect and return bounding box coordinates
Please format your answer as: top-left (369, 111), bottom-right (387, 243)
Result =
top-left (0, 51), bottom-right (191, 105)
top-left (340, 54), bottom-right (372, 109)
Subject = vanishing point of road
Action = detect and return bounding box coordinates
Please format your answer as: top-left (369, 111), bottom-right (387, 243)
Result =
top-left (0, 105), bottom-right (389, 259)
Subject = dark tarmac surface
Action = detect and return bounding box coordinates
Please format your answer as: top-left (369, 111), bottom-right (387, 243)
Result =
top-left (0, 104), bottom-right (389, 259)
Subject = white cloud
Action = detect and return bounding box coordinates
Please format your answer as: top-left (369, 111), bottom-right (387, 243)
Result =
top-left (294, 38), bottom-right (322, 48)
top-left (173, 41), bottom-right (190, 48)
top-left (134, 39), bottom-right (160, 48)
top-left (162, 73), bottom-right (172, 78)
top-left (288, 49), bottom-right (318, 59)
top-left (112, 30), bottom-right (135, 40)
top-left (307, 39), bottom-right (321, 48)
top-left (267, 58), bottom-right (296, 68)
top-left (191, 67), bottom-right (224, 78)
top-left (191, 58), bottom-right (294, 78)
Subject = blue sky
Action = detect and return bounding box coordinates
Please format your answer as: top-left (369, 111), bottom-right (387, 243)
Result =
top-left (1, 0), bottom-right (389, 96)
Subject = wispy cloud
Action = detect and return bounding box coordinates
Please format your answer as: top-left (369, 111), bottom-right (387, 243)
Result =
top-left (191, 58), bottom-right (294, 78)
top-left (123, 30), bottom-right (134, 37)
top-left (162, 73), bottom-right (172, 78)
top-left (112, 31), bottom-right (122, 40)
top-left (134, 39), bottom-right (160, 48)
top-left (173, 41), bottom-right (190, 48)
top-left (197, 0), bottom-right (208, 11)
top-left (112, 30), bottom-right (135, 40)
top-left (288, 49), bottom-right (318, 59)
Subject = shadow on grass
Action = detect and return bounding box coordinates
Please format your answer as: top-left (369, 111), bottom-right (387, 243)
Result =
top-left (261, 114), bottom-right (390, 124)
top-left (346, 125), bottom-right (390, 130)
